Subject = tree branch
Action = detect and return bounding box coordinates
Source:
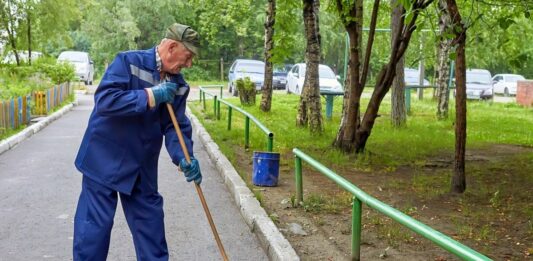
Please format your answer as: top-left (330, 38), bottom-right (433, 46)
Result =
top-left (360, 0), bottom-right (380, 87)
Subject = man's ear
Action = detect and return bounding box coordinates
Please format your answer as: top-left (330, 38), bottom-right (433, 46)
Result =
top-left (167, 41), bottom-right (175, 54)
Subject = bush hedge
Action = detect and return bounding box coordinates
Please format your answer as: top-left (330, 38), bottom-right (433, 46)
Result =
top-left (0, 57), bottom-right (76, 99)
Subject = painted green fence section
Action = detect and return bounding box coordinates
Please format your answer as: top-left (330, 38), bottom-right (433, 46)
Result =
top-left (0, 83), bottom-right (72, 136)
top-left (293, 148), bottom-right (491, 261)
top-left (198, 86), bottom-right (273, 152)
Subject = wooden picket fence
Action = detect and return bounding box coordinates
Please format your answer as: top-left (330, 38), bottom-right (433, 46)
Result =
top-left (0, 83), bottom-right (71, 136)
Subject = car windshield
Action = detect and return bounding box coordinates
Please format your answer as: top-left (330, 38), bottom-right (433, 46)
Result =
top-left (236, 63), bottom-right (264, 74)
top-left (404, 70), bottom-right (420, 80)
top-left (507, 75), bottom-right (525, 82)
top-left (300, 66), bottom-right (336, 79)
top-left (466, 71), bottom-right (491, 84)
top-left (58, 52), bottom-right (87, 63)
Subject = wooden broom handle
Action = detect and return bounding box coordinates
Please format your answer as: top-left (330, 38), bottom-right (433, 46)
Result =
top-left (166, 103), bottom-right (228, 261)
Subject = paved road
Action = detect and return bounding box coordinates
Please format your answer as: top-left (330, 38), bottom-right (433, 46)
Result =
top-left (0, 92), bottom-right (268, 260)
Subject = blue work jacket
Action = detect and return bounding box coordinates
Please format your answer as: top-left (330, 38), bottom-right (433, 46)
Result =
top-left (75, 47), bottom-right (194, 195)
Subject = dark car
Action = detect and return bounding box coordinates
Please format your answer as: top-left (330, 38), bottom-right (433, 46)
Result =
top-left (273, 71), bottom-right (288, 89)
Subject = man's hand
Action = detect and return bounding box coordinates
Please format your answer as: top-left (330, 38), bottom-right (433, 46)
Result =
top-left (146, 82), bottom-right (178, 108)
top-left (179, 158), bottom-right (202, 185)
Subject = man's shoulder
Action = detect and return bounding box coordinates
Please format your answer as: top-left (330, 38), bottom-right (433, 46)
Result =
top-left (119, 48), bottom-right (153, 60)
top-left (116, 48), bottom-right (156, 69)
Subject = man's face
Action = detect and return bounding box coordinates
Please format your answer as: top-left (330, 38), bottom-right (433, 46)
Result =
top-left (161, 40), bottom-right (195, 74)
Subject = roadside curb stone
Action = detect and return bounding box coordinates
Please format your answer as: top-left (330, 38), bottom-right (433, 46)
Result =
top-left (0, 99), bottom-right (77, 156)
top-left (187, 108), bottom-right (300, 261)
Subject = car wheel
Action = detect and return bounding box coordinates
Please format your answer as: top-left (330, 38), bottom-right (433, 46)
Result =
top-left (231, 84), bottom-right (238, 96)
top-left (296, 86), bottom-right (300, 95)
top-left (84, 80), bottom-right (89, 86)
top-left (285, 85), bottom-right (290, 94)
top-left (504, 88), bottom-right (509, 97)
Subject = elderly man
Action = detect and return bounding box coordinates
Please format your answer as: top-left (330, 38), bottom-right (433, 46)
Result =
top-left (73, 23), bottom-right (202, 260)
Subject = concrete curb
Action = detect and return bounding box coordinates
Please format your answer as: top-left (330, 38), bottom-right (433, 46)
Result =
top-left (0, 99), bottom-right (77, 156)
top-left (187, 108), bottom-right (300, 261)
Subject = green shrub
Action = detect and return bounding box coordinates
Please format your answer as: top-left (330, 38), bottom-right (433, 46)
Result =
top-left (236, 77), bottom-right (256, 106)
top-left (182, 66), bottom-right (215, 81)
top-left (34, 57), bottom-right (76, 84)
top-left (0, 57), bottom-right (75, 99)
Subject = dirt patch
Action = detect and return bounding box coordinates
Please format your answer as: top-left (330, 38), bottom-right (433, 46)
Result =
top-left (234, 144), bottom-right (533, 260)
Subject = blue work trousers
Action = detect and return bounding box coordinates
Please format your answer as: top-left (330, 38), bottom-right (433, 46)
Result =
top-left (73, 175), bottom-right (168, 261)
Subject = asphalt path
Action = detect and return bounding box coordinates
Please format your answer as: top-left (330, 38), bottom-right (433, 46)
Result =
top-left (0, 91), bottom-right (268, 260)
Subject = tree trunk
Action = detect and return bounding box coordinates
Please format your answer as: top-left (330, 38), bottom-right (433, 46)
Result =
top-left (436, 0), bottom-right (452, 119)
top-left (2, 0), bottom-right (20, 66)
top-left (391, 0), bottom-right (406, 127)
top-left (334, 0), bottom-right (434, 153)
top-left (27, 10), bottom-right (32, 65)
top-left (333, 0), bottom-right (363, 153)
top-left (446, 0), bottom-right (467, 193)
top-left (297, 0), bottom-right (322, 133)
top-left (260, 0), bottom-right (276, 112)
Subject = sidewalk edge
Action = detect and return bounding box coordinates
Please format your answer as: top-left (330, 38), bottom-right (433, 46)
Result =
top-left (187, 108), bottom-right (300, 261)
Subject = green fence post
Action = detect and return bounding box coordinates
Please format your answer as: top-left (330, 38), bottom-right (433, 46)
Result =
top-left (216, 100), bottom-right (221, 120)
top-left (213, 95), bottom-right (217, 116)
top-left (219, 86), bottom-right (223, 99)
top-left (199, 88), bottom-right (202, 101)
top-left (245, 116), bottom-right (250, 149)
top-left (352, 197), bottom-right (362, 261)
top-left (405, 87), bottom-right (411, 114)
top-left (295, 156), bottom-right (303, 204)
top-left (267, 135), bottom-right (273, 152)
top-left (202, 92), bottom-right (206, 110)
top-left (227, 107), bottom-right (232, 130)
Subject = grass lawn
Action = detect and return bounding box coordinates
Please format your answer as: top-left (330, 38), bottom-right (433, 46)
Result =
top-left (189, 91), bottom-right (533, 260)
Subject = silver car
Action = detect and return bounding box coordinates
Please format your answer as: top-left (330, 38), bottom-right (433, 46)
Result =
top-left (57, 51), bottom-right (94, 85)
top-left (228, 59), bottom-right (265, 96)
top-left (466, 69), bottom-right (493, 100)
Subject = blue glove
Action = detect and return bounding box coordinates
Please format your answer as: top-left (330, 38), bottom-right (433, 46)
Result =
top-left (179, 158), bottom-right (202, 185)
top-left (150, 82), bottom-right (178, 105)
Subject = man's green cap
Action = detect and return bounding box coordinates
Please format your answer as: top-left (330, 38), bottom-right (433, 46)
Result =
top-left (165, 23), bottom-right (200, 55)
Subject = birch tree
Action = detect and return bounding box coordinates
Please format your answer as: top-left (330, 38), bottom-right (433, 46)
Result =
top-left (296, 0), bottom-right (323, 132)
top-left (260, 0), bottom-right (276, 112)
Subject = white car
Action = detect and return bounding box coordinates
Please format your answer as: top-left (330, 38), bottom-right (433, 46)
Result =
top-left (286, 63), bottom-right (343, 95)
top-left (57, 51), bottom-right (94, 85)
top-left (404, 68), bottom-right (430, 86)
top-left (492, 74), bottom-right (525, 96)
top-left (2, 51), bottom-right (43, 64)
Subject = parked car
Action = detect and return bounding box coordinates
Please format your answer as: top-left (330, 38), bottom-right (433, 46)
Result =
top-left (57, 51), bottom-right (94, 85)
top-left (404, 68), bottom-right (430, 86)
top-left (465, 69), bottom-right (493, 100)
top-left (286, 63), bottom-right (343, 95)
top-left (2, 51), bottom-right (43, 64)
top-left (273, 67), bottom-right (288, 89)
top-left (228, 59), bottom-right (265, 96)
top-left (492, 73), bottom-right (525, 96)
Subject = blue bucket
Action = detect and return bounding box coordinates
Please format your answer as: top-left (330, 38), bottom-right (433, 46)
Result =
top-left (252, 151), bottom-right (280, 187)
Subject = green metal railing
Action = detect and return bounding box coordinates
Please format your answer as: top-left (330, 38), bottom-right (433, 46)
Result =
top-left (198, 85), bottom-right (224, 100)
top-left (198, 85), bottom-right (223, 113)
top-left (293, 148), bottom-right (491, 261)
top-left (198, 86), bottom-right (274, 152)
